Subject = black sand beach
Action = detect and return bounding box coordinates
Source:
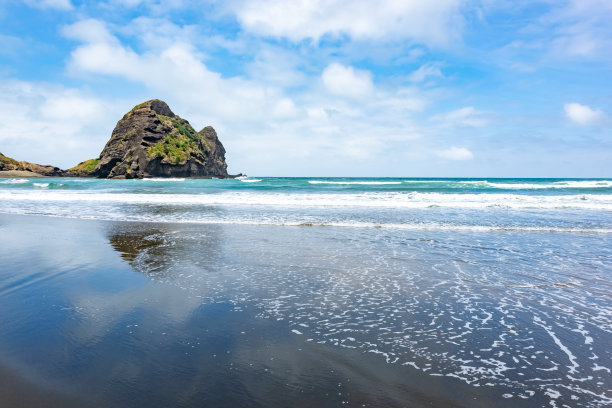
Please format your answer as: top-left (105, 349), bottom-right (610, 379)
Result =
top-left (0, 213), bottom-right (547, 407)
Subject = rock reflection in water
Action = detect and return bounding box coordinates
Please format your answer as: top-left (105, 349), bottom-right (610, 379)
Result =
top-left (107, 222), bottom-right (223, 280)
top-left (97, 222), bottom-right (480, 407)
top-left (3, 215), bottom-right (606, 407)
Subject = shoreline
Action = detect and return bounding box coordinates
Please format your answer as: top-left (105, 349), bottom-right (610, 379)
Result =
top-left (0, 210), bottom-right (610, 235)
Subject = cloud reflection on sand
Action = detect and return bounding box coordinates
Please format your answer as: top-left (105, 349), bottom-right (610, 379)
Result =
top-left (1, 215), bottom-right (610, 407)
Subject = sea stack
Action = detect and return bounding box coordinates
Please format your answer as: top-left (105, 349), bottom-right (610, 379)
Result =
top-left (75, 100), bottom-right (230, 179)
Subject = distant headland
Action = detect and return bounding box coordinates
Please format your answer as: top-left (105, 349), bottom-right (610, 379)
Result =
top-left (0, 100), bottom-right (241, 179)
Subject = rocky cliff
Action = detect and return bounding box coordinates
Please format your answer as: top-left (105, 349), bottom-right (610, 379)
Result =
top-left (79, 100), bottom-right (231, 179)
top-left (0, 152), bottom-right (65, 177)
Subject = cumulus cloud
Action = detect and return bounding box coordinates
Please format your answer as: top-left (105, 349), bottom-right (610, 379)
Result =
top-left (0, 80), bottom-right (121, 168)
top-left (56, 18), bottom-right (434, 174)
top-left (229, 0), bottom-right (465, 47)
top-left (63, 19), bottom-right (269, 123)
top-left (435, 146), bottom-right (473, 160)
top-left (63, 19), bottom-right (117, 44)
top-left (564, 102), bottom-right (604, 125)
top-left (322, 63), bottom-right (373, 98)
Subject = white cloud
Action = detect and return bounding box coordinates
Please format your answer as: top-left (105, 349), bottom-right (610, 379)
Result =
top-left (342, 137), bottom-right (386, 160)
top-left (229, 0), bottom-right (465, 47)
top-left (485, 1), bottom-right (612, 65)
top-left (431, 106), bottom-right (488, 127)
top-left (538, 0), bottom-right (612, 59)
top-left (272, 98), bottom-right (299, 119)
top-left (63, 20), bottom-right (283, 123)
top-left (23, 0), bottom-right (73, 10)
top-left (40, 94), bottom-right (105, 121)
top-left (564, 102), bottom-right (604, 125)
top-left (322, 63), bottom-right (373, 98)
top-left (108, 0), bottom-right (152, 6)
top-left (245, 44), bottom-right (307, 87)
top-left (119, 17), bottom-right (199, 51)
top-left (102, 0), bottom-right (186, 10)
top-left (435, 146), bottom-right (473, 160)
top-left (0, 80), bottom-right (121, 168)
top-left (552, 33), bottom-right (600, 57)
top-left (0, 34), bottom-right (26, 57)
top-left (306, 107), bottom-right (328, 120)
top-left (408, 62), bottom-right (444, 83)
top-left (54, 18), bottom-right (438, 175)
top-left (63, 19), bottom-right (117, 44)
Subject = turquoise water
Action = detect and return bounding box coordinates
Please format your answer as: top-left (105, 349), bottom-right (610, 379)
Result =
top-left (0, 177), bottom-right (611, 407)
top-left (2, 176), bottom-right (612, 194)
top-left (1, 177), bottom-right (611, 231)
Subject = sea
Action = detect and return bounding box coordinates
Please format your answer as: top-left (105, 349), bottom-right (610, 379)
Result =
top-left (0, 177), bottom-right (611, 407)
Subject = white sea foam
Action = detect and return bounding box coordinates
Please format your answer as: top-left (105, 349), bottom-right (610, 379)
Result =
top-left (545, 388), bottom-right (561, 399)
top-left (485, 181), bottom-right (612, 189)
top-left (401, 180), bottom-right (612, 189)
top-left (142, 178), bottom-right (185, 181)
top-left (309, 180), bottom-right (402, 185)
top-left (403, 180), bottom-right (448, 183)
top-left (534, 316), bottom-right (580, 374)
top-left (33, 183), bottom-right (49, 188)
top-left (240, 179), bottom-right (262, 183)
top-left (1, 190), bottom-right (611, 211)
top-left (3, 209), bottom-right (610, 233)
top-left (0, 178), bottom-right (29, 184)
top-left (101, 212), bottom-right (610, 407)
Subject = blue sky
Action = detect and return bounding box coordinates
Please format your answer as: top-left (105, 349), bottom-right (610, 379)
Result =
top-left (0, 0), bottom-right (610, 177)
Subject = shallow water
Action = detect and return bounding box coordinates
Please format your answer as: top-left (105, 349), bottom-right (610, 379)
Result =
top-left (0, 214), bottom-right (610, 407)
top-left (1, 177), bottom-right (611, 407)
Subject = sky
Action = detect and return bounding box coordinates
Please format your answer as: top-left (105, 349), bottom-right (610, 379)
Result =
top-left (0, 0), bottom-right (610, 177)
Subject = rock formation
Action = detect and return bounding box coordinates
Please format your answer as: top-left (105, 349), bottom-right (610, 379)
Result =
top-left (0, 152), bottom-right (64, 177)
top-left (2, 100), bottom-right (236, 179)
top-left (82, 99), bottom-right (231, 179)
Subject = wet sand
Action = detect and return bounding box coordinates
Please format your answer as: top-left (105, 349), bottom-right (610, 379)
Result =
top-left (0, 363), bottom-right (100, 408)
top-left (0, 214), bottom-right (561, 407)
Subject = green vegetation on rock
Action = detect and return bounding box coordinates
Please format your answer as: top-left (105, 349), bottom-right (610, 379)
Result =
top-left (155, 113), bottom-right (173, 127)
top-left (148, 133), bottom-right (198, 164)
top-left (174, 119), bottom-right (198, 142)
top-left (0, 152), bottom-right (19, 169)
top-left (123, 101), bottom-right (149, 119)
top-left (68, 158), bottom-right (99, 174)
top-left (147, 113), bottom-right (208, 164)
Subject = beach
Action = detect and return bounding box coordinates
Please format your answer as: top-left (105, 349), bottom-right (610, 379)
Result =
top-left (0, 177), bottom-right (611, 407)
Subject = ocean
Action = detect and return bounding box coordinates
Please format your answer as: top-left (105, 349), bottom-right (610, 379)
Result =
top-left (0, 177), bottom-right (611, 407)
